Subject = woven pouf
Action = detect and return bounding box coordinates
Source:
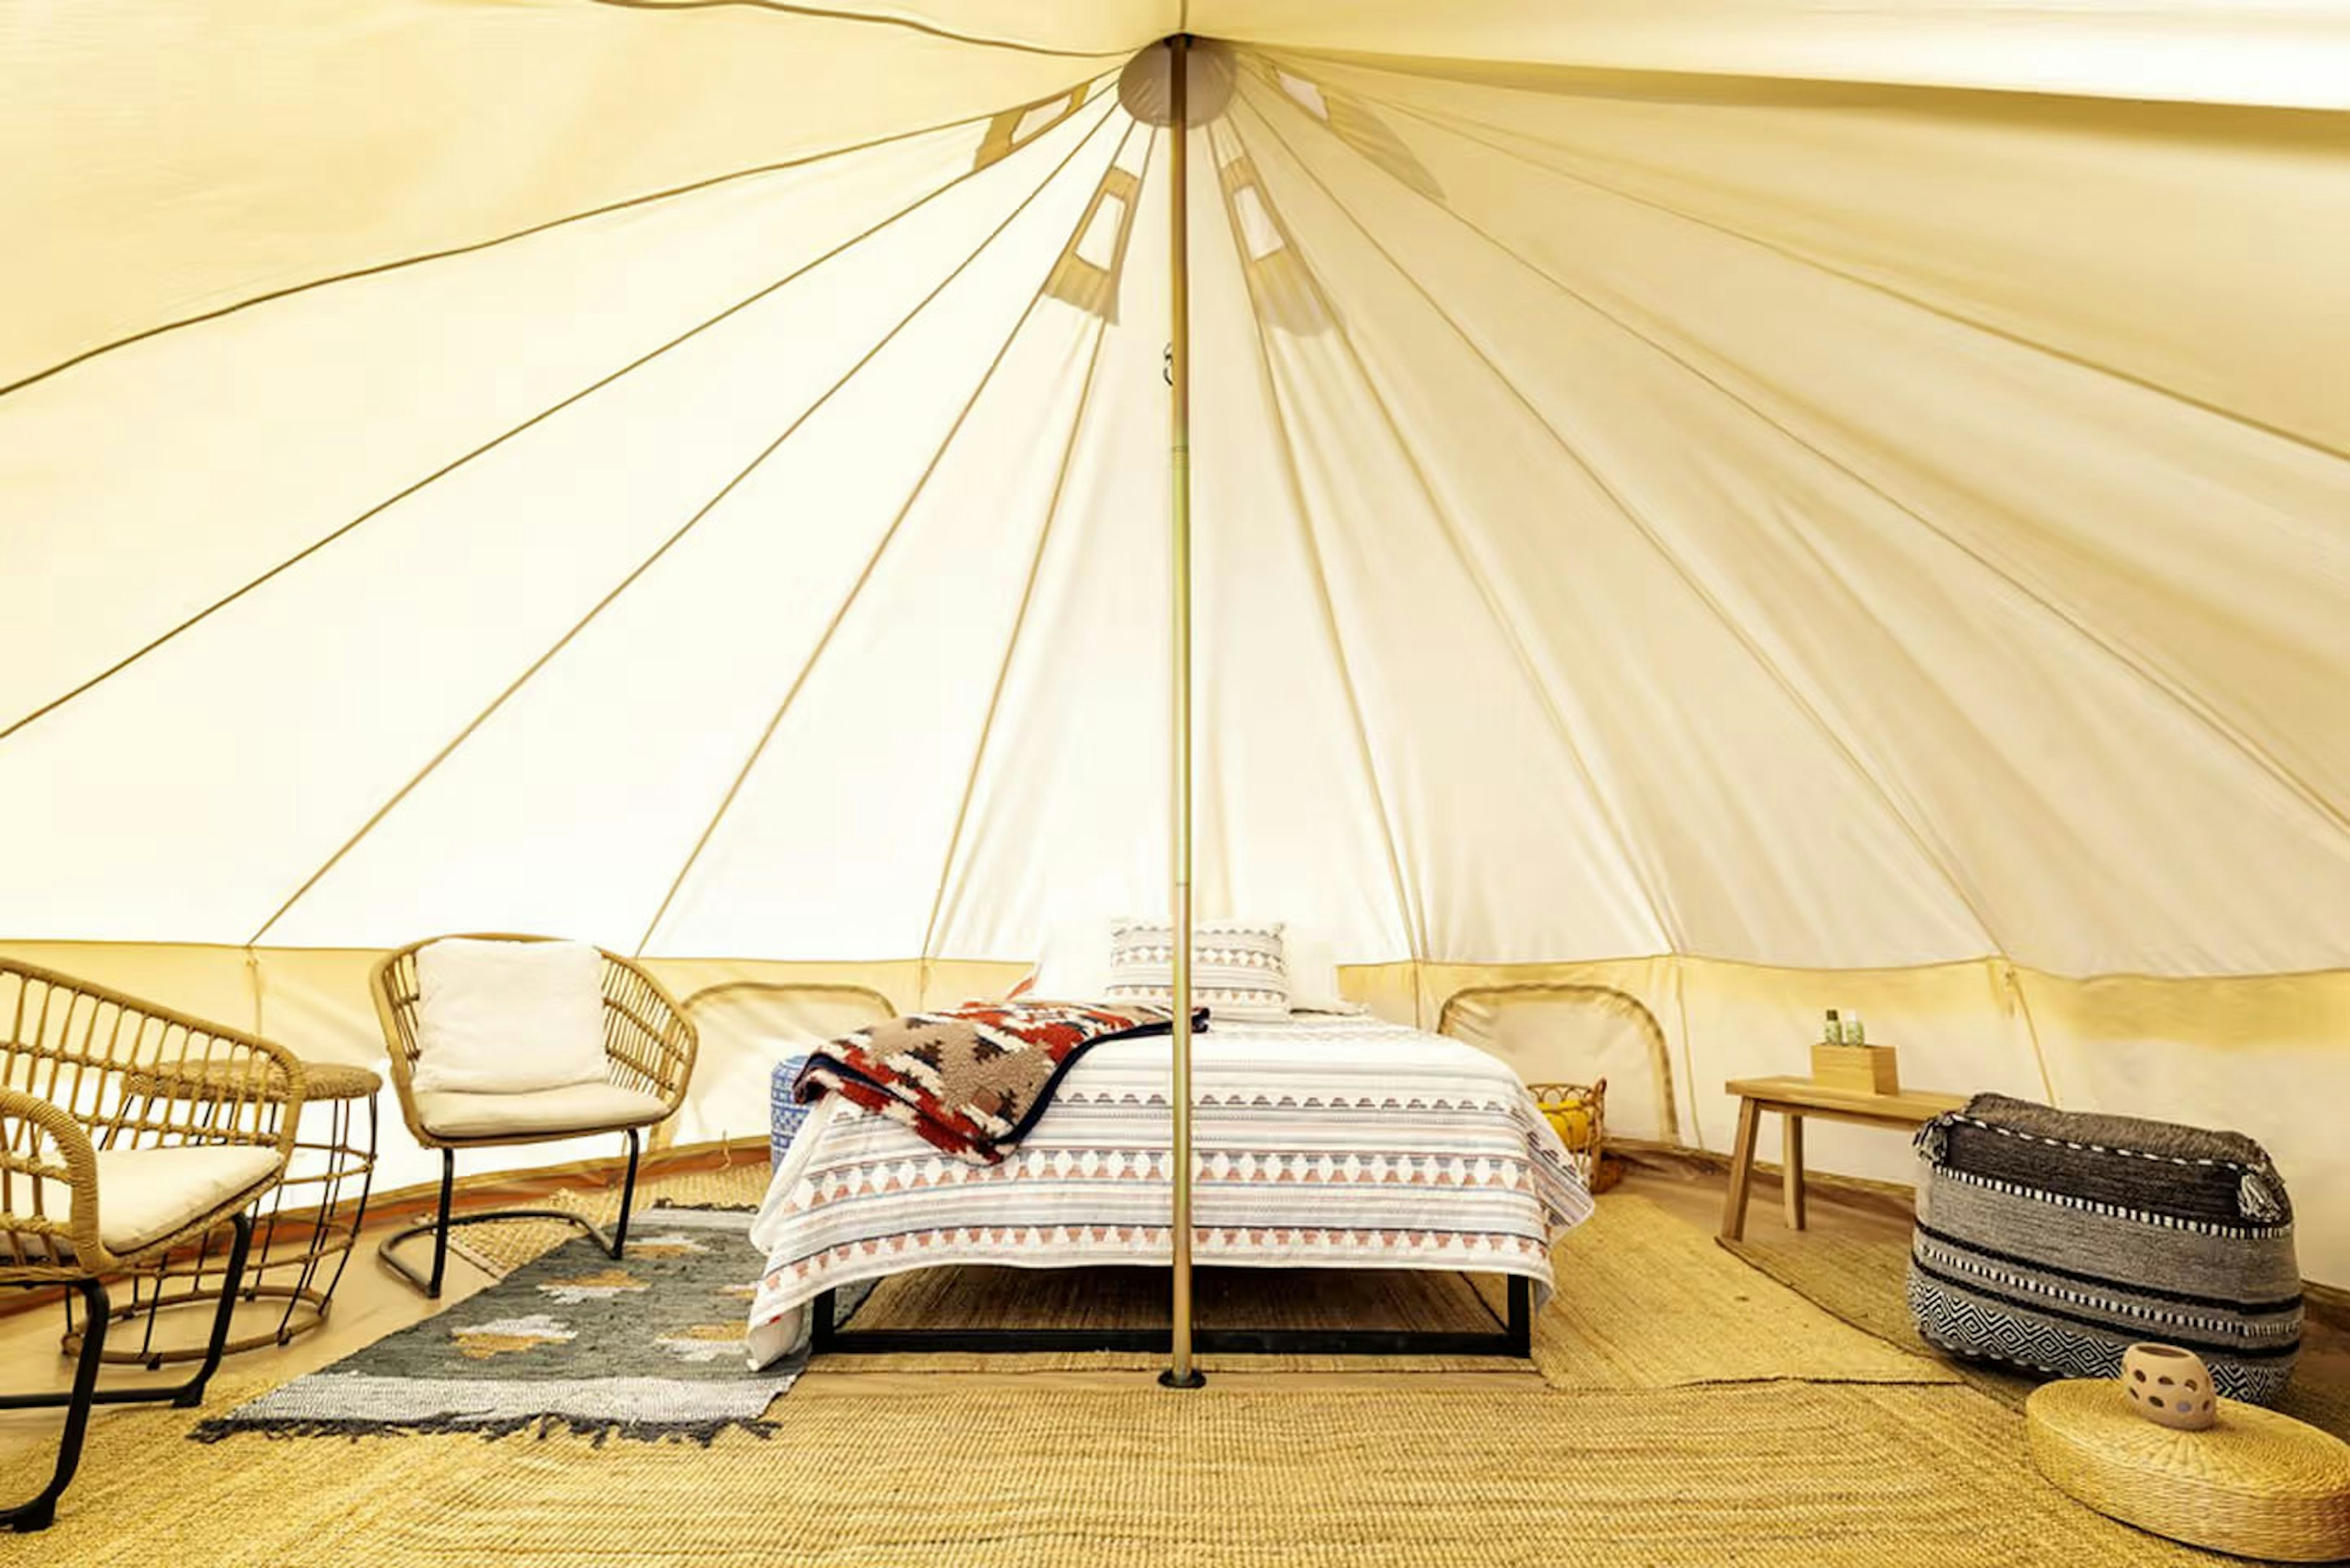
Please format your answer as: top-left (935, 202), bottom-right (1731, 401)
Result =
top-left (2026, 1378), bottom-right (2350, 1562)
top-left (1909, 1093), bottom-right (2301, 1403)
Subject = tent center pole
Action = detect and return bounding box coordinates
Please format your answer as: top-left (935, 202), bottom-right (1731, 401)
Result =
top-left (1160, 31), bottom-right (1204, 1394)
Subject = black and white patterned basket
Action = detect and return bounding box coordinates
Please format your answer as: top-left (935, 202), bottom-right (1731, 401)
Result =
top-left (1908, 1093), bottom-right (2302, 1405)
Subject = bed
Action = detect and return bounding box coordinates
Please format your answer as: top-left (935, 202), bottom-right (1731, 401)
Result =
top-left (744, 1012), bottom-right (1592, 1367)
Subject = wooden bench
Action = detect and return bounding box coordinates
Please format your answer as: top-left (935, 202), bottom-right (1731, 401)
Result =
top-left (1718, 1075), bottom-right (1966, 1241)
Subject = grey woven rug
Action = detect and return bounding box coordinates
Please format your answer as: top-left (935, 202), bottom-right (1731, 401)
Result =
top-left (198, 1206), bottom-right (860, 1444)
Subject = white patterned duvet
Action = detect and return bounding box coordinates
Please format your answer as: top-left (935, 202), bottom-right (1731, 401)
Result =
top-left (744, 1014), bottom-right (1592, 1368)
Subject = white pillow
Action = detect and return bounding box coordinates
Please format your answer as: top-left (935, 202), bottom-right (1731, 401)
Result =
top-left (1106, 917), bottom-right (1290, 1023)
top-left (412, 938), bottom-right (610, 1095)
top-left (1281, 927), bottom-right (1363, 1014)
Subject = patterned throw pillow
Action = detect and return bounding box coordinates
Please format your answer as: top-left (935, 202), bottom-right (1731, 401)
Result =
top-left (1105, 918), bottom-right (1289, 1023)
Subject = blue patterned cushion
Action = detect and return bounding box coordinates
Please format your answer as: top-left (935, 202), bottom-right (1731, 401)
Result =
top-left (769, 1054), bottom-right (814, 1170)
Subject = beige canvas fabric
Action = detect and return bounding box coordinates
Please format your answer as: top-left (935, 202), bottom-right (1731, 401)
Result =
top-left (4, 6), bottom-right (2344, 1277)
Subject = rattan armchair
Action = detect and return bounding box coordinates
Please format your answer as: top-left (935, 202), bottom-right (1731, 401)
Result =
top-left (371, 935), bottom-right (696, 1297)
top-left (1, 960), bottom-right (302, 1533)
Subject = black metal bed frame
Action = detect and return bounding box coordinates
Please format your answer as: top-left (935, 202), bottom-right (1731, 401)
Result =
top-left (808, 1271), bottom-right (1532, 1359)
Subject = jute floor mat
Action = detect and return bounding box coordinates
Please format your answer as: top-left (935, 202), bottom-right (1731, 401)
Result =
top-left (447, 1162), bottom-right (774, 1278)
top-left (444, 1168), bottom-right (1949, 1386)
top-left (1497, 1194), bottom-right (1953, 1391)
top-left (1, 1374), bottom-right (2239, 1566)
top-left (816, 1194), bottom-right (1952, 1386)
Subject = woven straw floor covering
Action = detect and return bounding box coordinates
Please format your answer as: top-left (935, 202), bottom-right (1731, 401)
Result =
top-left (701, 1189), bottom-right (1953, 1383)
top-left (446, 1160), bottom-right (772, 1277)
top-left (0, 1173), bottom-right (2271, 1564)
top-left (0, 1184), bottom-right (2247, 1561)
top-left (1, 1369), bottom-right (2245, 1566)
top-left (438, 1166), bottom-right (1948, 1383)
top-left (1505, 1193), bottom-right (1951, 1390)
top-left (841, 1261), bottom-right (1523, 1374)
top-left (1726, 1230), bottom-right (2350, 1441)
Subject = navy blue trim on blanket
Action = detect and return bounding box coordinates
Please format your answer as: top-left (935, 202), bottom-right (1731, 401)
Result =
top-left (997, 1007), bottom-right (1207, 1149)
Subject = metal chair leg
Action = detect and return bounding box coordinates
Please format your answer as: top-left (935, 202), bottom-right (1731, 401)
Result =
top-left (428, 1149), bottom-right (453, 1298)
top-left (379, 1141), bottom-right (649, 1297)
top-left (0, 1213), bottom-right (250, 1530)
top-left (376, 1150), bottom-right (458, 1299)
top-left (171, 1210), bottom-right (253, 1408)
top-left (608, 1129), bottom-right (641, 1260)
top-left (2, 1279), bottom-right (110, 1533)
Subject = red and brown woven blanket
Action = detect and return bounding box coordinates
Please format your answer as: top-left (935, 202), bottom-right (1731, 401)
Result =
top-left (792, 999), bottom-right (1205, 1164)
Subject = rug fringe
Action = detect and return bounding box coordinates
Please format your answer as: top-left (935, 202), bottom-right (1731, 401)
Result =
top-left (190, 1411), bottom-right (781, 1447)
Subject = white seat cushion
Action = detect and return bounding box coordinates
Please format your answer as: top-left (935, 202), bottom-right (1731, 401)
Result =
top-left (413, 1081), bottom-right (669, 1141)
top-left (5, 1144), bottom-right (279, 1263)
top-left (93, 1144), bottom-right (280, 1255)
top-left (412, 938), bottom-right (610, 1096)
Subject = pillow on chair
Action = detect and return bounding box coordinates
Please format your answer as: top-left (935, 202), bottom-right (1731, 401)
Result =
top-left (412, 938), bottom-right (608, 1095)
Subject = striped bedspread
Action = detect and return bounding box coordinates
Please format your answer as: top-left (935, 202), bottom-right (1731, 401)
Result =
top-left (744, 1015), bottom-right (1592, 1368)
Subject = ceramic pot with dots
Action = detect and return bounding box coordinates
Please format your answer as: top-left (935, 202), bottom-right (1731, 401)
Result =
top-left (2122, 1343), bottom-right (2218, 1430)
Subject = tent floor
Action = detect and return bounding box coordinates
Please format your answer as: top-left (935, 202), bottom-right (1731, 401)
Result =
top-left (3, 1149), bottom-right (2340, 1394)
top-left (9, 1147), bottom-right (2340, 1561)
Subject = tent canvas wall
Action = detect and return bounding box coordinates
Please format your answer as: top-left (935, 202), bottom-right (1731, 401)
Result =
top-left (6, 3), bottom-right (2346, 1282)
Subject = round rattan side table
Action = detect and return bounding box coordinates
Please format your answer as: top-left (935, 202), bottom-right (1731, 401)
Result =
top-left (65, 1059), bottom-right (381, 1365)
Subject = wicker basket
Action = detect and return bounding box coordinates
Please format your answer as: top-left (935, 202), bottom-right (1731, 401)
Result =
top-left (1526, 1080), bottom-right (1617, 1192)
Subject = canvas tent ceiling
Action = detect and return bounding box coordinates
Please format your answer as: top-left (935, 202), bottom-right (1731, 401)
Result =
top-left (4, 4), bottom-right (2346, 1275)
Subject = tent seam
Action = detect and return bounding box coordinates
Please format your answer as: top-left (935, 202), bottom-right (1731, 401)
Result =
top-left (1668, 959), bottom-right (1706, 1154)
top-left (1313, 70), bottom-right (2348, 468)
top-left (0, 83), bottom-right (1113, 408)
top-left (636, 116), bottom-right (1139, 957)
top-left (0, 86), bottom-right (1119, 750)
top-left (2001, 958), bottom-right (2062, 1105)
top-left (587, 0), bottom-right (1135, 59)
top-left (244, 100), bottom-right (1123, 947)
top-left (1357, 87), bottom-right (2350, 845)
top-left (1236, 91), bottom-right (1686, 960)
top-left (18, 933), bottom-right (2341, 983)
top-left (1205, 119), bottom-right (1428, 974)
top-left (915, 170), bottom-right (1136, 965)
top-left (1255, 40), bottom-right (2350, 128)
top-left (1232, 77), bottom-right (2011, 961)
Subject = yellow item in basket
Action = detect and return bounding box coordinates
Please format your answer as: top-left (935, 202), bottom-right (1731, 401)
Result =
top-left (1545, 1103), bottom-right (1594, 1149)
top-left (1528, 1080), bottom-right (1605, 1155)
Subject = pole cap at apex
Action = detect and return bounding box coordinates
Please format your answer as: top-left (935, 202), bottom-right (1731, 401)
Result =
top-left (1117, 35), bottom-right (1237, 126)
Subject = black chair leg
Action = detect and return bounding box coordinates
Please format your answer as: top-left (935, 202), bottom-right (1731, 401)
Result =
top-left (2, 1278), bottom-right (110, 1534)
top-left (428, 1149), bottom-right (453, 1299)
top-left (380, 1140), bottom-right (647, 1297)
top-left (608, 1129), bottom-right (641, 1260)
top-left (171, 1210), bottom-right (253, 1408)
top-left (2, 1212), bottom-right (251, 1532)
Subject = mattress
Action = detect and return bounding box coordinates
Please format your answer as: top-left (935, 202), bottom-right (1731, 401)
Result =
top-left (744, 1014), bottom-right (1592, 1368)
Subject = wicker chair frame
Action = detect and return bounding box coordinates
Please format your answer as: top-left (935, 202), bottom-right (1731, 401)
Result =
top-left (369, 934), bottom-right (696, 1298)
top-left (0, 959), bottom-right (302, 1532)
